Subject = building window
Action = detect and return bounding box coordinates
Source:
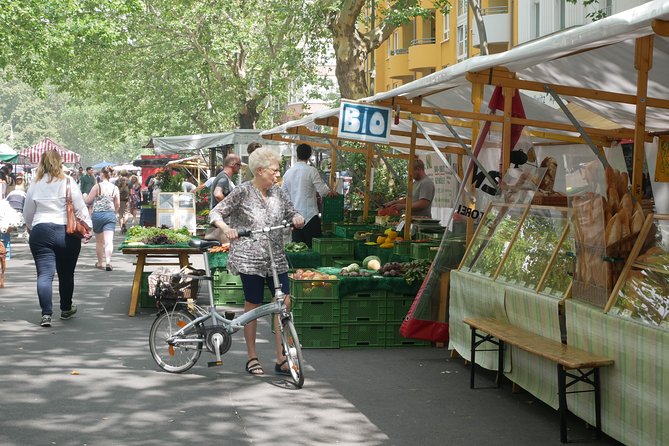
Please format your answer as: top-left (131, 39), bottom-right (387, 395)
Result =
top-left (457, 0), bottom-right (468, 18)
top-left (387, 40), bottom-right (391, 59)
top-left (393, 30), bottom-right (399, 53)
top-left (457, 24), bottom-right (468, 61)
top-left (443, 13), bottom-right (450, 41)
top-left (532, 1), bottom-right (541, 39)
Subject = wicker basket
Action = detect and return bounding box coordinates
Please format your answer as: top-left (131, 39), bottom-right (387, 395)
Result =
top-left (148, 266), bottom-right (204, 302)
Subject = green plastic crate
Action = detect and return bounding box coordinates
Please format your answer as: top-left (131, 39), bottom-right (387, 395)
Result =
top-left (385, 322), bottom-right (431, 347)
top-left (289, 273), bottom-right (339, 299)
top-left (393, 241), bottom-right (414, 256)
top-left (386, 293), bottom-right (416, 322)
top-left (320, 255), bottom-right (351, 267)
top-left (213, 286), bottom-right (245, 306)
top-left (312, 238), bottom-right (355, 256)
top-left (322, 195), bottom-right (344, 223)
top-left (340, 294), bottom-right (387, 323)
top-left (411, 243), bottom-right (440, 260)
top-left (213, 268), bottom-right (242, 287)
top-left (294, 323), bottom-right (340, 348)
top-left (292, 299), bottom-right (340, 324)
top-left (340, 322), bottom-right (386, 348)
top-left (139, 271), bottom-right (155, 308)
top-left (334, 224), bottom-right (377, 239)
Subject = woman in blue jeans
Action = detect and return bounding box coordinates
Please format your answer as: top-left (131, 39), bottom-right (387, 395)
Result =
top-left (85, 166), bottom-right (120, 271)
top-left (23, 150), bottom-right (92, 327)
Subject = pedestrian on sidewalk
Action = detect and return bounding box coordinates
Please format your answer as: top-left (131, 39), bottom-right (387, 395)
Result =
top-left (85, 166), bottom-right (120, 271)
top-left (22, 149), bottom-right (92, 327)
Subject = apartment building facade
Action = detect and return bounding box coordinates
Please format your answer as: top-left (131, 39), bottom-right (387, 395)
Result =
top-left (372, 0), bottom-right (650, 95)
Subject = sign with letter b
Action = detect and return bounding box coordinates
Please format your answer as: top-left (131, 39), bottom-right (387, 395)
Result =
top-left (338, 101), bottom-right (391, 144)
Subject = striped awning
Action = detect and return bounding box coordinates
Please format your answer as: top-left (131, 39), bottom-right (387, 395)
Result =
top-left (20, 138), bottom-right (81, 164)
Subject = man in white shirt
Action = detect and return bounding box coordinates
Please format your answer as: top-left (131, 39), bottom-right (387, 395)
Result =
top-left (282, 143), bottom-right (337, 247)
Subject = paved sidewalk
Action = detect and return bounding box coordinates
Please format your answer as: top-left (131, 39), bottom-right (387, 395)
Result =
top-left (0, 231), bottom-right (622, 445)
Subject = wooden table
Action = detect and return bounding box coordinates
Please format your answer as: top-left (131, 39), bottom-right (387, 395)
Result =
top-left (121, 246), bottom-right (200, 316)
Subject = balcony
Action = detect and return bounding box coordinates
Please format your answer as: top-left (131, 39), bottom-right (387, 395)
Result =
top-left (408, 38), bottom-right (438, 71)
top-left (471, 6), bottom-right (510, 47)
top-left (387, 48), bottom-right (413, 79)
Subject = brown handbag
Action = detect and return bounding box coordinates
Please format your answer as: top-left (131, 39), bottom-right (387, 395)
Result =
top-left (66, 178), bottom-right (91, 239)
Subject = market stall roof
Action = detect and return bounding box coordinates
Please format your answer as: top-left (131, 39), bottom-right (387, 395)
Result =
top-left (263, 1), bottom-right (669, 156)
top-left (0, 143), bottom-right (17, 162)
top-left (112, 163), bottom-right (141, 172)
top-left (146, 129), bottom-right (288, 156)
top-left (19, 138), bottom-right (81, 164)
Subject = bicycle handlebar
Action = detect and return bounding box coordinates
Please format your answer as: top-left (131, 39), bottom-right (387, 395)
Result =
top-left (237, 220), bottom-right (294, 237)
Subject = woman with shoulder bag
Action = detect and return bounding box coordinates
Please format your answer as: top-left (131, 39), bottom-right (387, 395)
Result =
top-left (85, 166), bottom-right (120, 271)
top-left (23, 150), bottom-right (92, 327)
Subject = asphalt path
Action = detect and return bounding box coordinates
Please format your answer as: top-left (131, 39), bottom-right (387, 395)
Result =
top-left (0, 230), bottom-right (622, 445)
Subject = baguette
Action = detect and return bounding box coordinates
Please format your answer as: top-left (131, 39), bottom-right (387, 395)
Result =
top-left (617, 171), bottom-right (629, 197)
top-left (607, 186), bottom-right (620, 213)
top-left (605, 166), bottom-right (616, 190)
top-left (631, 209), bottom-right (644, 233)
top-left (619, 209), bottom-right (631, 238)
top-left (620, 193), bottom-right (634, 219)
top-left (605, 212), bottom-right (622, 246)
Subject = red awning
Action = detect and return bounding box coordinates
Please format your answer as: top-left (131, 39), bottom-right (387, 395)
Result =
top-left (20, 138), bottom-right (81, 164)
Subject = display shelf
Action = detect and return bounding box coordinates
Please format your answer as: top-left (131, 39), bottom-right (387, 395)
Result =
top-left (605, 213), bottom-right (669, 329)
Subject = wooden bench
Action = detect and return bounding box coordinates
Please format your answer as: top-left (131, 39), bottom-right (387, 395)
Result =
top-left (463, 317), bottom-right (614, 443)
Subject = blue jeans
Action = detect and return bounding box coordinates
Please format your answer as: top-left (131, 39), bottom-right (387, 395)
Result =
top-left (29, 223), bottom-right (82, 316)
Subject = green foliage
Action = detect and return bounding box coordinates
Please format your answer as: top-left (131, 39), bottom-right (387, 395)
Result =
top-left (125, 226), bottom-right (192, 245)
top-left (156, 170), bottom-right (185, 193)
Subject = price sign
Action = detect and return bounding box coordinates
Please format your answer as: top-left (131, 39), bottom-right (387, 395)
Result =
top-left (338, 101), bottom-right (392, 144)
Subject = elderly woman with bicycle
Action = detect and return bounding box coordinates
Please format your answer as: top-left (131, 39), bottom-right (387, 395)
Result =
top-left (210, 147), bottom-right (304, 376)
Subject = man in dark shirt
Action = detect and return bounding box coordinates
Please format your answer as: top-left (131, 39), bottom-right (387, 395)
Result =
top-left (210, 153), bottom-right (242, 209)
top-left (79, 167), bottom-right (96, 195)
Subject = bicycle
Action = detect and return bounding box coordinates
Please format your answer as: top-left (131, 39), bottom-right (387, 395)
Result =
top-left (148, 222), bottom-right (305, 388)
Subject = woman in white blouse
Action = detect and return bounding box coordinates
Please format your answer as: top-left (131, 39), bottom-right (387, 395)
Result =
top-left (85, 166), bottom-right (120, 271)
top-left (23, 150), bottom-right (92, 327)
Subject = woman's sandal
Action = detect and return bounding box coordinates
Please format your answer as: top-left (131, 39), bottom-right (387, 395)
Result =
top-left (245, 357), bottom-right (264, 375)
top-left (95, 263), bottom-right (103, 270)
top-left (275, 359), bottom-right (291, 376)
top-left (106, 264), bottom-right (113, 271)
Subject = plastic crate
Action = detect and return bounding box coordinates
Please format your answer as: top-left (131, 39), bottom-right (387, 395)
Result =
top-left (139, 272), bottom-right (155, 308)
top-left (292, 299), bottom-right (340, 324)
top-left (322, 195), bottom-right (344, 223)
top-left (320, 255), bottom-right (351, 267)
top-left (340, 322), bottom-right (386, 348)
top-left (294, 323), bottom-right (340, 349)
top-left (289, 272), bottom-right (340, 299)
top-left (213, 286), bottom-right (245, 306)
top-left (212, 268), bottom-right (242, 287)
top-left (393, 241), bottom-right (414, 256)
top-left (334, 224), bottom-right (377, 239)
top-left (411, 243), bottom-right (440, 260)
top-left (340, 293), bottom-right (387, 323)
top-left (385, 322), bottom-right (431, 347)
top-left (312, 237), bottom-right (355, 256)
top-left (386, 293), bottom-right (416, 322)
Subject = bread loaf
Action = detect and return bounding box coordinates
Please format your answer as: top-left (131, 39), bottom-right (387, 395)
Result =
top-left (620, 193), bottom-right (634, 218)
top-left (631, 210), bottom-right (644, 233)
top-left (617, 171), bottom-right (629, 197)
top-left (605, 213), bottom-right (621, 246)
top-left (619, 209), bottom-right (631, 238)
top-left (607, 186), bottom-right (620, 213)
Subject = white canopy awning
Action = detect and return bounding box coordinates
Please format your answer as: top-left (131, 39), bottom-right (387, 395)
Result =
top-left (147, 129), bottom-right (291, 157)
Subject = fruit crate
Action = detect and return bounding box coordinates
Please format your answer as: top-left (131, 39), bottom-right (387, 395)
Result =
top-left (334, 223), bottom-right (378, 239)
top-left (212, 268), bottom-right (242, 287)
top-left (386, 293), bottom-right (417, 322)
top-left (320, 255), bottom-right (351, 267)
top-left (292, 298), bottom-right (340, 324)
top-left (393, 241), bottom-right (414, 256)
top-left (139, 271), bottom-right (155, 309)
top-left (340, 292), bottom-right (387, 323)
top-left (411, 242), bottom-right (440, 261)
top-left (294, 323), bottom-right (340, 349)
top-left (213, 286), bottom-right (245, 306)
top-left (322, 195), bottom-right (344, 223)
top-left (340, 322), bottom-right (386, 348)
top-left (312, 237), bottom-right (356, 256)
top-left (385, 322), bottom-right (431, 347)
top-left (289, 271), bottom-right (339, 299)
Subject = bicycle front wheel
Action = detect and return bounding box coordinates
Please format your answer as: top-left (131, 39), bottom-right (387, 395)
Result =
top-left (280, 318), bottom-right (305, 388)
top-left (149, 309), bottom-right (203, 373)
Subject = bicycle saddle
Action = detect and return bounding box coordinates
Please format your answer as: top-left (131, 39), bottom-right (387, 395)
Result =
top-left (189, 239), bottom-right (221, 250)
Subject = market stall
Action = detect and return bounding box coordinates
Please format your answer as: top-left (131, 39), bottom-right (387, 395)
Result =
top-left (19, 138), bottom-right (80, 165)
top-left (260, 2), bottom-right (669, 444)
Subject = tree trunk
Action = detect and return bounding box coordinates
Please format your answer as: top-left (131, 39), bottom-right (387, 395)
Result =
top-left (332, 32), bottom-right (370, 100)
top-left (469, 0), bottom-right (489, 56)
top-left (238, 98), bottom-right (259, 129)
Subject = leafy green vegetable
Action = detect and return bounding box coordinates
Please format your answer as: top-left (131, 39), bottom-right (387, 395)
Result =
top-left (125, 226), bottom-right (191, 245)
top-left (284, 242), bottom-right (309, 253)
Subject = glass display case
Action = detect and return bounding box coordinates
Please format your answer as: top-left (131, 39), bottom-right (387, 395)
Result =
top-left (606, 214), bottom-right (669, 329)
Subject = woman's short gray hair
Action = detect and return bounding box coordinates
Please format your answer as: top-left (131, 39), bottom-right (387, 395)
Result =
top-left (248, 147), bottom-right (280, 177)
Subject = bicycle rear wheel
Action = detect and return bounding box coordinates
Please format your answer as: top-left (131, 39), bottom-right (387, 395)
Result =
top-left (149, 309), bottom-right (203, 373)
top-left (280, 318), bottom-right (305, 388)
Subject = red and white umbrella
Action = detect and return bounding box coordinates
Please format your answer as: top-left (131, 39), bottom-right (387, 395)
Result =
top-left (20, 138), bottom-right (81, 164)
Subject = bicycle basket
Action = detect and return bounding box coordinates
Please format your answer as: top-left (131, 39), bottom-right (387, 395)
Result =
top-left (148, 266), bottom-right (204, 304)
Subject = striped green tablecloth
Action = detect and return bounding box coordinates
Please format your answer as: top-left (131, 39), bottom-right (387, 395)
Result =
top-left (566, 299), bottom-right (669, 446)
top-left (448, 270), bottom-right (508, 370)
top-left (504, 285), bottom-right (561, 409)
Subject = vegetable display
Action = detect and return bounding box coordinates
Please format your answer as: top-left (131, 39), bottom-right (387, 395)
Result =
top-left (284, 242), bottom-right (309, 252)
top-left (125, 226), bottom-right (192, 245)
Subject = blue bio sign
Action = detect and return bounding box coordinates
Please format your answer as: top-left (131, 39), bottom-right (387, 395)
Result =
top-left (338, 101), bottom-right (392, 144)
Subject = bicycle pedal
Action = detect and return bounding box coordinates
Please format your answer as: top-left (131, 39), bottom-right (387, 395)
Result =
top-left (207, 360), bottom-right (224, 367)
